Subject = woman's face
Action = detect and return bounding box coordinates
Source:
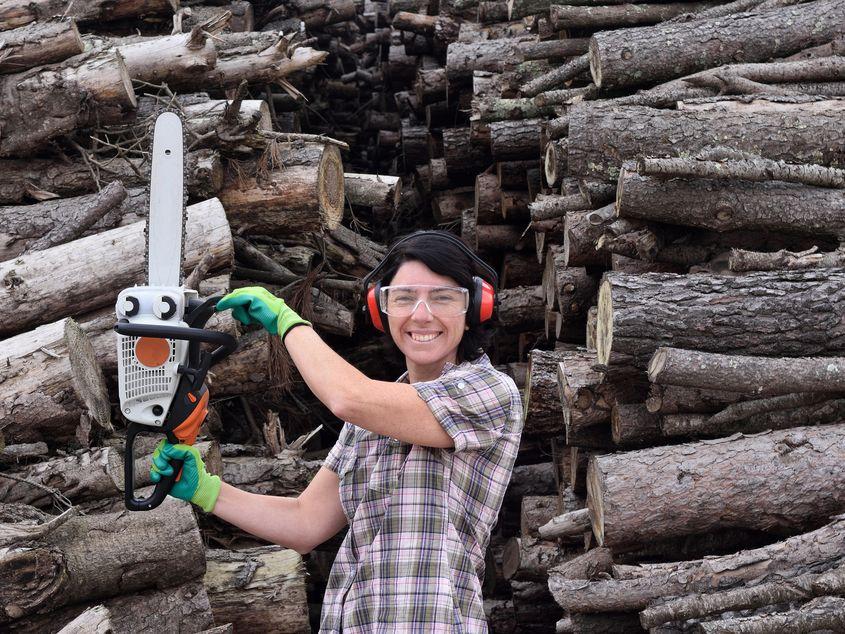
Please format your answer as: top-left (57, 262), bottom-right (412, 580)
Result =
top-left (386, 260), bottom-right (467, 374)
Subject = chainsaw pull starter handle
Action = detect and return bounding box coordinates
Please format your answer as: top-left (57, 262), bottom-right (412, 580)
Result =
top-left (124, 422), bottom-right (184, 511)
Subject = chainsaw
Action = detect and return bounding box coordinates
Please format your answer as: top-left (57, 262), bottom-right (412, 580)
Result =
top-left (114, 112), bottom-right (237, 511)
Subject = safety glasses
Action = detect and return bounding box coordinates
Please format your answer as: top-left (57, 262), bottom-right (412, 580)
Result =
top-left (379, 285), bottom-right (469, 317)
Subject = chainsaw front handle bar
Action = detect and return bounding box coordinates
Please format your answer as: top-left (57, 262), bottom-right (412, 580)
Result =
top-left (113, 321), bottom-right (237, 365)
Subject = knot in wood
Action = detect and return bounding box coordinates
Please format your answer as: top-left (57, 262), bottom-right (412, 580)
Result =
top-left (620, 49), bottom-right (632, 61)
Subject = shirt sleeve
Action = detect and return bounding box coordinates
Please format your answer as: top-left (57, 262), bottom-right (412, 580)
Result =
top-left (412, 368), bottom-right (518, 453)
top-left (322, 421), bottom-right (353, 475)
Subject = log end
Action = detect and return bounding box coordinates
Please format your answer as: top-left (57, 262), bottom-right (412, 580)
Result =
top-left (544, 142), bottom-right (558, 189)
top-left (595, 278), bottom-right (613, 366)
top-left (318, 144), bottom-right (345, 230)
top-left (501, 536), bottom-right (520, 580)
top-left (585, 457), bottom-right (605, 547)
top-left (587, 36), bottom-right (601, 89)
top-left (648, 347), bottom-right (668, 383)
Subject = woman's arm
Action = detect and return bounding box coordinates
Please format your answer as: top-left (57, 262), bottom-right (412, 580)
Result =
top-left (283, 325), bottom-right (454, 448)
top-left (212, 467), bottom-right (348, 555)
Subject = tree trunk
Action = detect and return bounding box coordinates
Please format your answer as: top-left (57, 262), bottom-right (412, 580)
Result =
top-left (589, 0), bottom-right (845, 90)
top-left (649, 347), bottom-right (845, 396)
top-left (568, 104), bottom-right (845, 183)
top-left (548, 515), bottom-right (845, 613)
top-left (0, 0), bottom-right (176, 30)
top-left (596, 269), bottom-right (845, 367)
top-left (0, 497), bottom-right (205, 625)
top-left (218, 144), bottom-right (344, 235)
top-left (204, 546), bottom-right (310, 632)
top-left (0, 49), bottom-right (135, 156)
top-left (0, 197), bottom-right (232, 338)
top-left (617, 168), bottom-right (845, 237)
top-left (0, 19), bottom-right (83, 74)
top-left (587, 423), bottom-right (845, 548)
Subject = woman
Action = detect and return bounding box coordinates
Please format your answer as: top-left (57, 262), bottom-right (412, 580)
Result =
top-left (150, 230), bottom-right (524, 633)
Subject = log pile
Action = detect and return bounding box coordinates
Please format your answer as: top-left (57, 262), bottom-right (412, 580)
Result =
top-left (2, 0), bottom-right (845, 631)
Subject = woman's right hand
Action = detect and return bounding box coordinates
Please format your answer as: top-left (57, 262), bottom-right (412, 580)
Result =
top-left (150, 440), bottom-right (222, 513)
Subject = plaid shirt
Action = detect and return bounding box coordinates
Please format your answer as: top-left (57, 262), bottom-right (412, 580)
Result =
top-left (319, 353), bottom-right (524, 633)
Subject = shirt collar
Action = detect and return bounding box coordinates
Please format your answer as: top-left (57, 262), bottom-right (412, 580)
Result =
top-left (397, 353), bottom-right (490, 384)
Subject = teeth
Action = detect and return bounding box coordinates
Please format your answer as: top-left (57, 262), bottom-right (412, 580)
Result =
top-left (410, 332), bottom-right (440, 342)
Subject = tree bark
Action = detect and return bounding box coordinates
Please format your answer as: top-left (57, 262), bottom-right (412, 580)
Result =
top-left (0, 49), bottom-right (135, 156)
top-left (0, 497), bottom-right (204, 625)
top-left (498, 285), bottom-right (546, 329)
top-left (0, 19), bottom-right (83, 74)
top-left (445, 38), bottom-right (526, 81)
top-left (568, 104), bottom-right (845, 183)
top-left (344, 173), bottom-right (402, 209)
top-left (649, 347), bottom-right (845, 396)
top-left (490, 118), bottom-right (543, 161)
top-left (521, 53), bottom-right (590, 98)
top-left (589, 0), bottom-right (845, 90)
top-left (518, 38), bottom-right (589, 61)
top-left (695, 595), bottom-right (845, 634)
top-left (564, 209), bottom-right (611, 268)
top-left (204, 546), bottom-right (310, 632)
top-left (611, 402), bottom-right (661, 447)
top-left (0, 197), bottom-right (232, 338)
top-left (219, 143), bottom-right (344, 235)
top-left (617, 168), bottom-right (845, 238)
top-left (587, 423), bottom-right (845, 549)
top-left (0, 0), bottom-right (176, 30)
top-left (596, 269), bottom-right (845, 367)
top-left (551, 1), bottom-right (718, 29)
top-left (443, 127), bottom-right (492, 182)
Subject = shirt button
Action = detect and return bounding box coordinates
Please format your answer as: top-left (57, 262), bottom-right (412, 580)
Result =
top-left (457, 380), bottom-right (467, 389)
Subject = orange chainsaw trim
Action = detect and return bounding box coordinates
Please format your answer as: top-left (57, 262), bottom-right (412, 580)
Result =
top-left (171, 390), bottom-right (209, 482)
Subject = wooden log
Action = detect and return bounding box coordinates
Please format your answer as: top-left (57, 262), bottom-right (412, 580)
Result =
top-left (0, 0), bottom-right (176, 30)
top-left (443, 127), bottom-right (492, 182)
top-left (433, 187), bottom-right (474, 223)
top-left (490, 118), bottom-right (543, 161)
top-left (649, 348), bottom-right (845, 397)
top-left (0, 497), bottom-right (204, 625)
top-left (0, 181), bottom-right (133, 260)
top-left (524, 348), bottom-right (568, 436)
top-left (182, 1), bottom-right (254, 32)
top-left (544, 139), bottom-right (568, 187)
top-left (611, 402), bottom-right (661, 447)
top-left (219, 144), bottom-right (344, 235)
top-left (502, 536), bottom-right (575, 582)
top-left (0, 49), bottom-right (135, 156)
top-left (521, 53), bottom-right (589, 98)
top-left (344, 173), bottom-right (402, 208)
top-left (529, 193), bottom-right (588, 222)
top-left (501, 252), bottom-right (543, 288)
top-left (550, 1), bottom-right (718, 30)
top-left (498, 160), bottom-right (541, 189)
top-left (696, 595), bottom-right (845, 633)
top-left (498, 285), bottom-right (546, 329)
top-left (647, 383), bottom-right (750, 415)
top-left (597, 268), bottom-right (845, 367)
top-left (401, 122), bottom-right (429, 167)
top-left (589, 0), bottom-right (845, 90)
top-left (564, 209), bottom-right (611, 268)
top-left (616, 168), bottom-right (845, 237)
top-left (0, 441), bottom-right (221, 508)
top-left (204, 546), bottom-right (309, 632)
top-left (446, 38), bottom-right (525, 81)
top-left (10, 581), bottom-right (214, 633)
top-left (0, 197), bottom-right (232, 338)
top-left (568, 104), bottom-right (845, 183)
top-left (0, 19), bottom-right (83, 74)
top-left (415, 67), bottom-right (448, 105)
top-left (475, 173), bottom-right (504, 224)
top-left (518, 38), bottom-right (589, 61)
top-left (587, 423), bottom-right (845, 549)
top-left (472, 97), bottom-right (554, 123)
top-left (549, 514), bottom-right (845, 613)
top-left (0, 149), bottom-right (222, 204)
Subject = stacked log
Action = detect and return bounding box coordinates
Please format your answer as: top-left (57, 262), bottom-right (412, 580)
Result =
top-left (4, 0), bottom-right (845, 631)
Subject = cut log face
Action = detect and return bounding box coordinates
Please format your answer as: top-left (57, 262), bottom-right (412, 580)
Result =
top-left (586, 423), bottom-right (845, 548)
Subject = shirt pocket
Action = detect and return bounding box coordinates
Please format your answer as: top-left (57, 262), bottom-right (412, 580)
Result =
top-left (366, 439), bottom-right (408, 494)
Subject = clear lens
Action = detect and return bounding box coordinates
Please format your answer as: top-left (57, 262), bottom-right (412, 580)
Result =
top-left (380, 285), bottom-right (469, 317)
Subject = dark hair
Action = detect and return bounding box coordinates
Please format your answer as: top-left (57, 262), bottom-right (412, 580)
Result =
top-left (375, 231), bottom-right (495, 363)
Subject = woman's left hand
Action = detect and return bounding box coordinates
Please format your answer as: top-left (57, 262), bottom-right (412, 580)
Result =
top-left (216, 286), bottom-right (311, 339)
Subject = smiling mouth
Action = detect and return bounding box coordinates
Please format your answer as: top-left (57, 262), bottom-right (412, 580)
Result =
top-left (408, 332), bottom-right (442, 343)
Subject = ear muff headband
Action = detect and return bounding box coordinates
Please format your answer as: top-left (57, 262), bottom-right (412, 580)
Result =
top-left (362, 231), bottom-right (499, 331)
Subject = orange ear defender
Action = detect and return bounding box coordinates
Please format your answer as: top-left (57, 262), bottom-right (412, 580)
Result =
top-left (362, 231), bottom-right (499, 332)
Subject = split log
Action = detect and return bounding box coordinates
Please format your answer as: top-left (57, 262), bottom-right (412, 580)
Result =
top-left (0, 49), bottom-right (135, 156)
top-left (0, 497), bottom-right (204, 625)
top-left (589, 0), bottom-right (845, 90)
top-left (587, 423), bottom-right (845, 548)
top-left (550, 514), bottom-right (845, 613)
top-left (0, 0), bottom-right (176, 30)
top-left (204, 546), bottom-right (309, 632)
top-left (219, 143), bottom-right (344, 235)
top-left (567, 104), bottom-right (845, 183)
top-left (649, 348), bottom-right (845, 397)
top-left (550, 1), bottom-right (718, 29)
top-left (0, 19), bottom-right (83, 74)
top-left (616, 168), bottom-right (845, 238)
top-left (0, 197), bottom-right (232, 338)
top-left (596, 269), bottom-right (845, 367)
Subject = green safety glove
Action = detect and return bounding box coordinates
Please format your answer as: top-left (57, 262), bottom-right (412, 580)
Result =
top-left (150, 440), bottom-right (222, 513)
top-left (216, 286), bottom-right (311, 340)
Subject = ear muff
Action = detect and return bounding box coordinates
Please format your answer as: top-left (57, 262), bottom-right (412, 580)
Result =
top-left (366, 280), bottom-right (388, 332)
top-left (469, 276), bottom-right (496, 326)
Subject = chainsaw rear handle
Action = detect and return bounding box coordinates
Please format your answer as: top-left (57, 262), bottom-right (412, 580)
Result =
top-left (124, 422), bottom-right (184, 511)
top-left (113, 321), bottom-right (237, 365)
